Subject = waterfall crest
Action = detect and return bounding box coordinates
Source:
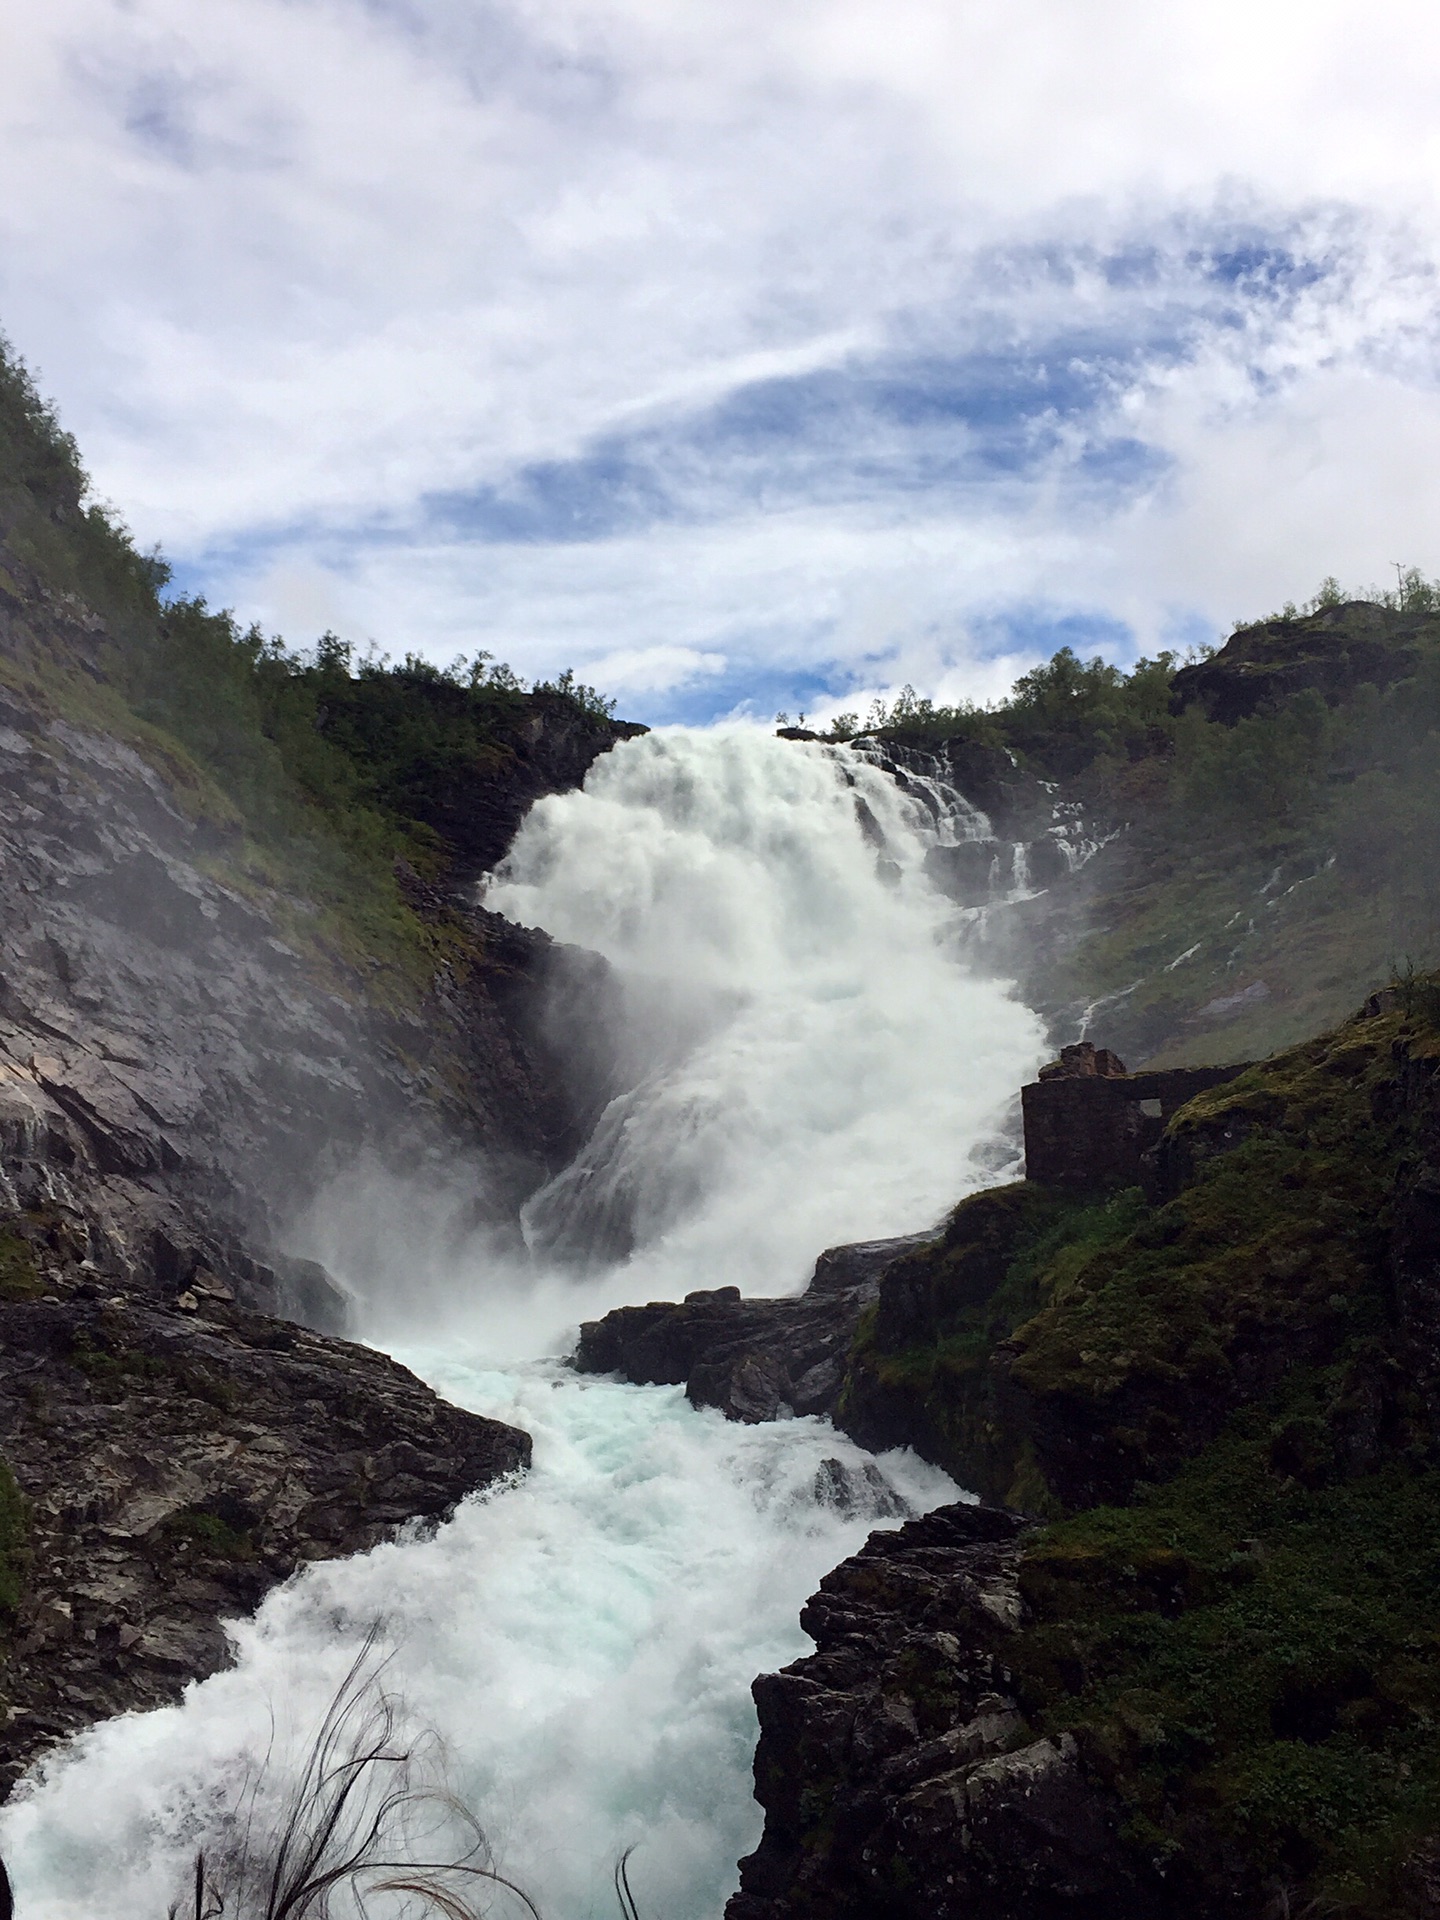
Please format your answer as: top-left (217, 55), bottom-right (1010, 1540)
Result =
top-left (486, 728), bottom-right (1044, 1299)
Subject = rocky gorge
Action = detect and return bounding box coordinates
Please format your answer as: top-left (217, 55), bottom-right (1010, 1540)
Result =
top-left (580, 992), bottom-right (1440, 1917)
top-left (2, 337), bottom-right (1440, 1919)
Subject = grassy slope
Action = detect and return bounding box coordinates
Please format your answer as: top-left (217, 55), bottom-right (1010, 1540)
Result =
top-left (845, 986), bottom-right (1440, 1911)
top-left (859, 615), bottom-right (1440, 1066)
top-left (0, 342), bottom-right (626, 1007)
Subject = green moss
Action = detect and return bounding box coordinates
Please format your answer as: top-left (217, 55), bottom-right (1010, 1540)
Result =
top-left (856, 993), bottom-right (1440, 1912)
top-left (840, 985), bottom-right (1440, 1902)
top-left (0, 1229), bottom-right (43, 1301)
top-left (844, 1184), bottom-right (1145, 1503)
top-left (160, 1502), bottom-right (255, 1562)
top-left (999, 1013), bottom-right (1418, 1503)
top-left (0, 1457), bottom-right (30, 1623)
top-left (1010, 1366), bottom-right (1440, 1915)
top-left (66, 1323), bottom-right (236, 1414)
top-left (68, 1330), bottom-right (169, 1400)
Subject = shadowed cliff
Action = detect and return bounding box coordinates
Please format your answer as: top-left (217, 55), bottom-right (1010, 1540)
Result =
top-left (0, 339), bottom-right (641, 1785)
top-left (726, 978), bottom-right (1440, 1919)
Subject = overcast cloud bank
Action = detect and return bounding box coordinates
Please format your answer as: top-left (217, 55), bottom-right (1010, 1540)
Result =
top-left (5, 0), bottom-right (1440, 720)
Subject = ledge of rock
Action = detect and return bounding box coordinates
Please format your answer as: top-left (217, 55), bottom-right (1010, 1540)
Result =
top-left (0, 1265), bottom-right (529, 1793)
top-left (572, 1233), bottom-right (933, 1422)
top-left (726, 1502), bottom-right (1154, 1920)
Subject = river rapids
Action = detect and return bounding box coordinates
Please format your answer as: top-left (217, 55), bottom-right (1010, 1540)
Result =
top-left (1, 728), bottom-right (1045, 1919)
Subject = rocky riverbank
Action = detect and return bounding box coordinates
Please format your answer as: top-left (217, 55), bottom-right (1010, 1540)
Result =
top-left (0, 1221), bottom-right (529, 1790)
top-left (726, 1502), bottom-right (1157, 1920)
top-left (702, 987), bottom-right (1440, 1917)
top-left (0, 413), bottom-right (645, 1783)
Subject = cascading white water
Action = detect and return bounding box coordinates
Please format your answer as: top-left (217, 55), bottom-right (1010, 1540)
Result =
top-left (480, 729), bottom-right (1043, 1309)
top-left (0, 729), bottom-right (1046, 1920)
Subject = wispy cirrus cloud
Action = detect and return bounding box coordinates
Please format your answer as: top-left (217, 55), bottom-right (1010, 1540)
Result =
top-left (4, 0), bottom-right (1440, 720)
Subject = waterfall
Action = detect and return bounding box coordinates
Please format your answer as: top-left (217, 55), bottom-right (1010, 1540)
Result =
top-left (1, 727), bottom-right (1045, 1920)
top-left (484, 729), bottom-right (1042, 1306)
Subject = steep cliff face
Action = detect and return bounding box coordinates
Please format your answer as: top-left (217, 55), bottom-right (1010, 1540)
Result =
top-left (735, 988), bottom-right (1440, 1918)
top-left (0, 363), bottom-right (646, 1785)
top-left (0, 543), bottom-right (636, 1320)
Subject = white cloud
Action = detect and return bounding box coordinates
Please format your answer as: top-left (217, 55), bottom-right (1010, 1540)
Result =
top-left (584, 644), bottom-right (727, 693)
top-left (4, 0), bottom-right (1440, 714)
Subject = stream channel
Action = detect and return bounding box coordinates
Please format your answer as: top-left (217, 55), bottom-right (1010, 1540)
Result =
top-left (1, 729), bottom-right (1046, 1919)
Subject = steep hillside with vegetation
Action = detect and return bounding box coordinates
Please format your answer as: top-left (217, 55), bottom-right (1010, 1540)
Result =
top-left (0, 340), bottom-right (642, 1772)
top-left (0, 339), bottom-right (638, 994)
top-left (826, 588), bottom-right (1440, 1069)
top-left (734, 977), bottom-right (1440, 1919)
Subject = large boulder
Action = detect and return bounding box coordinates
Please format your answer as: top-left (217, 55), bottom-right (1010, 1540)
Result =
top-left (572, 1233), bottom-right (933, 1422)
top-left (726, 1503), bottom-right (1157, 1920)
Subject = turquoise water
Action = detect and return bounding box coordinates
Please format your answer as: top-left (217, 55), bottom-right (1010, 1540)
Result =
top-left (2, 1357), bottom-right (956, 1920)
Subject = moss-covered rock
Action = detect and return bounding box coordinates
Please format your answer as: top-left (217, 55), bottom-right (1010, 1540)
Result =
top-left (841, 1184), bottom-right (1140, 1508)
top-left (812, 983), bottom-right (1440, 1914)
top-left (844, 997), bottom-right (1439, 1514)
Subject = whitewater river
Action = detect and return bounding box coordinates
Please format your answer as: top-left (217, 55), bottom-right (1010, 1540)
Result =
top-left (1, 730), bottom-right (1045, 1919)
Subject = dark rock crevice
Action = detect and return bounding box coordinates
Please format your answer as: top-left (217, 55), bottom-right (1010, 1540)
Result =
top-left (726, 1503), bottom-right (1159, 1920)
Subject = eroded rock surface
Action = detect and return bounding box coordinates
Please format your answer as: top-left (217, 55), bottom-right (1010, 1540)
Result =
top-left (727, 1503), bottom-right (1154, 1920)
top-left (0, 667), bottom-right (627, 1321)
top-left (572, 1234), bottom-right (932, 1422)
top-left (0, 1243), bottom-right (528, 1790)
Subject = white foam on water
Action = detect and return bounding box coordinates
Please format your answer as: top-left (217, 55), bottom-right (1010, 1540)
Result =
top-left (0, 1363), bottom-right (957, 1920)
top-left (0, 727), bottom-right (1046, 1917)
top-left (337, 729), bottom-right (1045, 1348)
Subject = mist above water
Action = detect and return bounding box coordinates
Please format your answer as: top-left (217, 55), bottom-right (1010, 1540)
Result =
top-left (486, 728), bottom-right (1045, 1308)
top-left (1, 726), bottom-right (1047, 1919)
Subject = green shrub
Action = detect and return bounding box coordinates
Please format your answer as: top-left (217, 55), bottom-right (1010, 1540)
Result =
top-left (0, 1229), bottom-right (43, 1302)
top-left (0, 1458), bottom-right (28, 1623)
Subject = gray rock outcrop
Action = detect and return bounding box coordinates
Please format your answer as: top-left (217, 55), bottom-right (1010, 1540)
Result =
top-left (0, 1224), bottom-right (528, 1789)
top-left (572, 1233), bottom-right (933, 1422)
top-left (726, 1502), bottom-right (1155, 1920)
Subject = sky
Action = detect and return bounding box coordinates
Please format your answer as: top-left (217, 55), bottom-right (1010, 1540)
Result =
top-left (5, 0), bottom-right (1440, 725)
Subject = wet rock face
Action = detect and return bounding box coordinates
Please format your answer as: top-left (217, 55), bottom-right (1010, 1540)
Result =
top-left (572, 1233), bottom-right (933, 1422)
top-left (0, 1266), bottom-right (529, 1791)
top-left (727, 1503), bottom-right (1155, 1920)
top-left (0, 673), bottom-right (621, 1323)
